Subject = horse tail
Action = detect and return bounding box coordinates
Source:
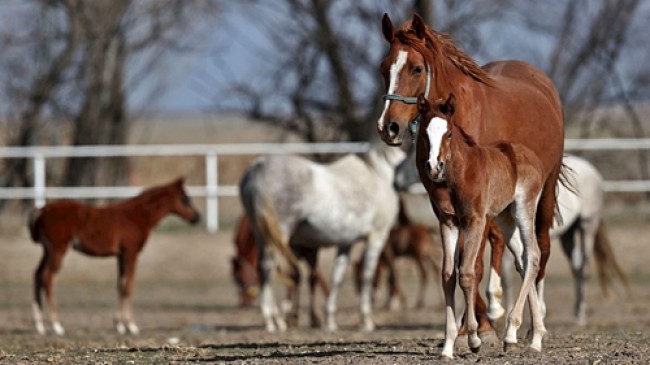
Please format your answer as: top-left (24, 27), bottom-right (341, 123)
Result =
top-left (28, 208), bottom-right (43, 244)
top-left (240, 162), bottom-right (300, 273)
top-left (593, 221), bottom-right (630, 297)
top-left (554, 159), bottom-right (578, 226)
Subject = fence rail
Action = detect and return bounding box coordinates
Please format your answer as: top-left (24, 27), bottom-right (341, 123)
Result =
top-left (1, 139), bottom-right (649, 232)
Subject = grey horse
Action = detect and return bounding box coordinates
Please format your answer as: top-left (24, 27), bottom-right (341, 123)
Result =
top-left (240, 144), bottom-right (405, 332)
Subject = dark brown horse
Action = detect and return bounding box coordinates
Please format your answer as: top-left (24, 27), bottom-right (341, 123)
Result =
top-left (354, 198), bottom-right (443, 310)
top-left (377, 14), bottom-right (564, 358)
top-left (231, 214), bottom-right (330, 327)
top-left (418, 94), bottom-right (548, 357)
top-left (28, 178), bottom-right (200, 335)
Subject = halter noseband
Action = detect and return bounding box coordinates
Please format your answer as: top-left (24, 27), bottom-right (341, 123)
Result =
top-left (382, 64), bottom-right (432, 138)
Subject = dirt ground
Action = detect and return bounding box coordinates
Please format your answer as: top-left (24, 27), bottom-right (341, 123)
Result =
top-left (0, 220), bottom-right (648, 364)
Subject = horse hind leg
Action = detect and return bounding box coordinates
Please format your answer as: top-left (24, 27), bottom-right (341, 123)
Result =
top-left (326, 245), bottom-right (352, 331)
top-left (560, 222), bottom-right (587, 325)
top-left (39, 246), bottom-right (66, 335)
top-left (33, 252), bottom-right (48, 335)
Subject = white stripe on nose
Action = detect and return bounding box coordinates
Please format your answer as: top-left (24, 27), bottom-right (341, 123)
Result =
top-left (377, 51), bottom-right (408, 131)
top-left (425, 116), bottom-right (449, 168)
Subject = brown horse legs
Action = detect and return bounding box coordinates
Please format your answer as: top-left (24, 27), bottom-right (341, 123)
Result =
top-left (33, 246), bottom-right (66, 335)
top-left (116, 251), bottom-right (139, 334)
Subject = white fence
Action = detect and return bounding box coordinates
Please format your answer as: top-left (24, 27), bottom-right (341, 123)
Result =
top-left (1, 139), bottom-right (649, 232)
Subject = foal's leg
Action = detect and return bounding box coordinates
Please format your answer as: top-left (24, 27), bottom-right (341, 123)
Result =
top-left (504, 201), bottom-right (546, 352)
top-left (439, 222), bottom-right (460, 359)
top-left (116, 250), bottom-right (140, 335)
top-left (35, 244), bottom-right (67, 335)
top-left (325, 245), bottom-right (352, 331)
top-left (458, 216), bottom-right (487, 353)
top-left (535, 172), bottom-right (561, 320)
top-left (383, 246), bottom-right (404, 310)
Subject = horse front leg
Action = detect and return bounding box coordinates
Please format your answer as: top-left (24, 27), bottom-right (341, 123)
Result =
top-left (116, 251), bottom-right (140, 335)
top-left (459, 216), bottom-right (487, 353)
top-left (360, 234), bottom-right (386, 331)
top-left (325, 245), bottom-right (351, 331)
top-left (439, 222), bottom-right (460, 359)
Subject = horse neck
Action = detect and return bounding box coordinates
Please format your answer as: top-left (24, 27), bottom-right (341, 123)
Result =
top-left (366, 145), bottom-right (400, 183)
top-left (447, 126), bottom-right (478, 183)
top-left (126, 190), bottom-right (174, 230)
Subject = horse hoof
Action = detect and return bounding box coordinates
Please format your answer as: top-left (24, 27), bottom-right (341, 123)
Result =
top-left (478, 330), bottom-right (499, 345)
top-left (127, 323), bottom-right (140, 335)
top-left (503, 341), bottom-right (517, 352)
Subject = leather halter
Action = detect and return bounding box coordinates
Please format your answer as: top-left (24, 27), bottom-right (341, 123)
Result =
top-left (382, 64), bottom-right (432, 138)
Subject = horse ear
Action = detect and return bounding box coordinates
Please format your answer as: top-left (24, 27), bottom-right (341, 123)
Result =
top-left (438, 93), bottom-right (456, 117)
top-left (382, 13), bottom-right (395, 42)
top-left (412, 13), bottom-right (426, 39)
top-left (174, 177), bottom-right (185, 187)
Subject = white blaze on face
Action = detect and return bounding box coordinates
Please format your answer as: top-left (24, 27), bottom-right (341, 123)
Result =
top-left (377, 50), bottom-right (408, 131)
top-left (425, 116), bottom-right (449, 168)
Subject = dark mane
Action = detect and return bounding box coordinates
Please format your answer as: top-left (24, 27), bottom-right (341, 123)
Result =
top-left (396, 21), bottom-right (494, 86)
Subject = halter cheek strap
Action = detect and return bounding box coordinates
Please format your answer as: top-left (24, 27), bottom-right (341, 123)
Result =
top-left (382, 64), bottom-right (431, 137)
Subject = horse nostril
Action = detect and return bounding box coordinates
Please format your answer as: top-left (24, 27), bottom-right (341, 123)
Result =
top-left (388, 121), bottom-right (400, 137)
top-left (437, 161), bottom-right (445, 171)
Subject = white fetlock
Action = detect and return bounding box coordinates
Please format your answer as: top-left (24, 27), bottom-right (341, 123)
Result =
top-left (127, 322), bottom-right (140, 335)
top-left (275, 316), bottom-right (287, 332)
top-left (52, 322), bottom-right (65, 335)
top-left (441, 340), bottom-right (455, 359)
top-left (361, 317), bottom-right (375, 332)
top-left (324, 316), bottom-right (338, 332)
top-left (116, 321), bottom-right (127, 335)
top-left (488, 302), bottom-right (506, 320)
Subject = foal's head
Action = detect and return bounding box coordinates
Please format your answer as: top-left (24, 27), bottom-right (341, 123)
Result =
top-left (168, 178), bottom-right (201, 224)
top-left (417, 93), bottom-right (457, 183)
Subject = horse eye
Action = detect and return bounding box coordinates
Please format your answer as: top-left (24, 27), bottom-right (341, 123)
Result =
top-left (413, 66), bottom-right (423, 75)
top-left (182, 196), bottom-right (190, 205)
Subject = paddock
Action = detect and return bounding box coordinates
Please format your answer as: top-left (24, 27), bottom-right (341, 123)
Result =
top-left (0, 221), bottom-right (648, 364)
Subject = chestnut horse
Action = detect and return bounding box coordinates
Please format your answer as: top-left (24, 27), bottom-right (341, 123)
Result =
top-left (418, 94), bottom-right (547, 357)
top-left (28, 178), bottom-right (200, 335)
top-left (377, 14), bottom-right (564, 356)
top-left (354, 198), bottom-right (443, 310)
top-left (231, 214), bottom-right (330, 327)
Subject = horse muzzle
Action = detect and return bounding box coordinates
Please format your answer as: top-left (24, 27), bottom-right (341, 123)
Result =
top-left (189, 212), bottom-right (201, 225)
top-left (425, 160), bottom-right (446, 182)
top-left (379, 120), bottom-right (406, 146)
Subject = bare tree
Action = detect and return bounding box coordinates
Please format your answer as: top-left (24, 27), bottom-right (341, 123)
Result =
top-left (210, 0), bottom-right (513, 144)
top-left (0, 0), bottom-right (220, 192)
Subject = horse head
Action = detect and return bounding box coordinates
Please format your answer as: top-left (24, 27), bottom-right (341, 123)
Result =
top-left (377, 13), bottom-right (433, 146)
top-left (417, 93), bottom-right (456, 183)
top-left (169, 177), bottom-right (201, 224)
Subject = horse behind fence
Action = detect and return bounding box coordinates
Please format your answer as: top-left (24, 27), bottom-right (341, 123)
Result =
top-left (29, 177), bottom-right (200, 335)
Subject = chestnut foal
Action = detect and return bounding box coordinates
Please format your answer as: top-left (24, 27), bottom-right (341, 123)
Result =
top-left (417, 94), bottom-right (547, 357)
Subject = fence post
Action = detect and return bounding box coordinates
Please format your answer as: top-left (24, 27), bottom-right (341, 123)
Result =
top-left (33, 154), bottom-right (46, 208)
top-left (205, 153), bottom-right (219, 233)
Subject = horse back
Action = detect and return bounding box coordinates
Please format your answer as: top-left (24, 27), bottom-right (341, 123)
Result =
top-left (470, 60), bottom-right (563, 178)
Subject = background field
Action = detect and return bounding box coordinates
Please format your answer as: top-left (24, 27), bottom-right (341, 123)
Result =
top-left (1, 115), bottom-right (649, 363)
top-left (0, 218), bottom-right (648, 364)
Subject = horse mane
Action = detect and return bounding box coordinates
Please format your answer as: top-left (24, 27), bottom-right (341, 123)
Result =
top-left (396, 20), bottom-right (494, 86)
top-left (451, 121), bottom-right (477, 147)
